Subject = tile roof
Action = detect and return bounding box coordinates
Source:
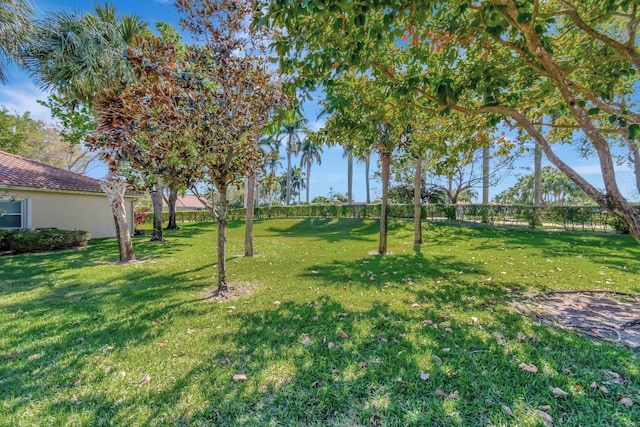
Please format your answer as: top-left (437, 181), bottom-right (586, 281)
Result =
top-left (0, 150), bottom-right (103, 193)
top-left (162, 194), bottom-right (208, 209)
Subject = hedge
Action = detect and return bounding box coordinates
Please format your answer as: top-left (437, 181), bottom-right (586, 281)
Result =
top-left (2, 228), bottom-right (90, 254)
top-left (148, 204), bottom-right (639, 235)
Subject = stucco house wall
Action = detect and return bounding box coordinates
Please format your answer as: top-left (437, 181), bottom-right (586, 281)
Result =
top-left (0, 150), bottom-right (139, 239)
top-left (4, 188), bottom-right (136, 239)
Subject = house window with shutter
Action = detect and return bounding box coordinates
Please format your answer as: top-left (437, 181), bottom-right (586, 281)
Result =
top-left (0, 198), bottom-right (31, 229)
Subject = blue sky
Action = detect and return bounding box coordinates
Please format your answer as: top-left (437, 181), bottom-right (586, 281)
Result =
top-left (1, 0), bottom-right (637, 203)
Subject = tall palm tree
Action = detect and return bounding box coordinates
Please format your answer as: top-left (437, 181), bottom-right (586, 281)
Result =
top-left (298, 139), bottom-right (323, 203)
top-left (23, 3), bottom-right (147, 262)
top-left (342, 146), bottom-right (354, 203)
top-left (277, 112), bottom-right (307, 205)
top-left (0, 0), bottom-right (32, 83)
top-left (260, 133), bottom-right (282, 207)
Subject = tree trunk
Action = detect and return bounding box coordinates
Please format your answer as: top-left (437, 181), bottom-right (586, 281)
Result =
top-left (245, 175), bottom-right (255, 257)
top-left (482, 146), bottom-right (490, 223)
top-left (286, 139), bottom-right (293, 206)
top-left (101, 169), bottom-right (135, 263)
top-left (347, 153), bottom-right (353, 203)
top-left (534, 142), bottom-right (542, 206)
top-left (414, 155), bottom-right (423, 244)
top-left (624, 135), bottom-right (640, 194)
top-left (365, 153), bottom-right (371, 204)
top-left (150, 175), bottom-right (164, 242)
top-left (216, 184), bottom-right (229, 292)
top-left (166, 183), bottom-right (179, 229)
top-left (304, 162), bottom-right (310, 203)
top-left (378, 151), bottom-right (390, 255)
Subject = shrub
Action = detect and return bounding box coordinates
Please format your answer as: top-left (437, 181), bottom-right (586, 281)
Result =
top-left (6, 228), bottom-right (90, 254)
top-left (0, 229), bottom-right (9, 251)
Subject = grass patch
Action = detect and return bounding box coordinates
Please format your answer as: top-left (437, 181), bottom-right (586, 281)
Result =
top-left (1, 219), bottom-right (639, 426)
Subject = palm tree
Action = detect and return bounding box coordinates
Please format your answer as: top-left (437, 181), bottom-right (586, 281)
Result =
top-left (342, 146), bottom-right (354, 203)
top-left (291, 166), bottom-right (305, 204)
top-left (0, 0), bottom-right (32, 83)
top-left (277, 112), bottom-right (307, 205)
top-left (260, 133), bottom-right (282, 207)
top-left (298, 139), bottom-right (323, 203)
top-left (24, 3), bottom-right (147, 262)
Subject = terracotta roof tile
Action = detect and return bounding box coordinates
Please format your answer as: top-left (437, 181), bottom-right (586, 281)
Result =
top-left (0, 150), bottom-right (103, 193)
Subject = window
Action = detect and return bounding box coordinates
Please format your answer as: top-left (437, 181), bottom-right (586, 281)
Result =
top-left (0, 198), bottom-right (30, 229)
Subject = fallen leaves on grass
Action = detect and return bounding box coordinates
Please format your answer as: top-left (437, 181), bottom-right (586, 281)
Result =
top-left (501, 405), bottom-right (513, 417)
top-left (6, 352), bottom-right (20, 360)
top-left (226, 306), bottom-right (236, 312)
top-left (327, 342), bottom-right (335, 349)
top-left (337, 330), bottom-right (348, 339)
top-left (432, 355), bottom-right (442, 365)
top-left (411, 303), bottom-right (420, 308)
top-left (419, 372), bottom-right (430, 381)
top-left (138, 373), bottom-right (150, 386)
top-left (232, 374), bottom-right (247, 382)
top-left (552, 387), bottom-right (568, 398)
top-left (273, 301), bottom-right (281, 307)
top-left (518, 332), bottom-right (527, 343)
top-left (300, 335), bottom-right (312, 346)
top-left (535, 409), bottom-right (553, 425)
top-left (73, 378), bottom-right (82, 387)
top-left (519, 363), bottom-right (538, 373)
top-left (620, 397), bottom-right (634, 407)
top-left (496, 334), bottom-right (506, 345)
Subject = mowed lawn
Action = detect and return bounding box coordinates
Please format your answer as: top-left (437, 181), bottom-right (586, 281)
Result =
top-left (1, 219), bottom-right (639, 426)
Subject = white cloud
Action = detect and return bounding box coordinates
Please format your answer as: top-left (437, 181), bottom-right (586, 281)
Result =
top-left (0, 81), bottom-right (54, 124)
top-left (573, 163), bottom-right (631, 175)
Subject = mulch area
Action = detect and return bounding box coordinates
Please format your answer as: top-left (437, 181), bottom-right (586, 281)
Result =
top-left (513, 291), bottom-right (640, 353)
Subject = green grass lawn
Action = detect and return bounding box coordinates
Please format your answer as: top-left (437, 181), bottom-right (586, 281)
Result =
top-left (1, 219), bottom-right (639, 426)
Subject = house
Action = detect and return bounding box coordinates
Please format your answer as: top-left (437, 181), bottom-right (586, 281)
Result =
top-left (0, 150), bottom-right (138, 239)
top-left (162, 194), bottom-right (208, 212)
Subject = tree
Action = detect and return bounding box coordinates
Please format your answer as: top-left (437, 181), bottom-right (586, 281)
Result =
top-left (259, 133), bottom-right (282, 207)
top-left (343, 146), bottom-right (354, 203)
top-left (173, 0), bottom-right (282, 292)
top-left (277, 111), bottom-right (307, 206)
top-left (0, 0), bottom-right (31, 83)
top-left (24, 3), bottom-right (147, 262)
top-left (259, 0), bottom-right (640, 243)
top-left (298, 138), bottom-right (323, 204)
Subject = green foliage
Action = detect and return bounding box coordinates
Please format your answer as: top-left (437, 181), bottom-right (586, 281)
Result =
top-left (4, 228), bottom-right (89, 253)
top-left (0, 228), bottom-right (9, 251)
top-left (311, 196), bottom-right (330, 205)
top-left (0, 0), bottom-right (32, 83)
top-left (495, 167), bottom-right (593, 205)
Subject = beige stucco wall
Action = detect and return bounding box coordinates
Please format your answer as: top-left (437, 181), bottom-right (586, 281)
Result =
top-left (3, 188), bottom-right (137, 239)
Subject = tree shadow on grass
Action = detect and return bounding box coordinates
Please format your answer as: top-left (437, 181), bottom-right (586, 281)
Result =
top-left (75, 295), bottom-right (640, 426)
top-left (266, 218), bottom-right (395, 243)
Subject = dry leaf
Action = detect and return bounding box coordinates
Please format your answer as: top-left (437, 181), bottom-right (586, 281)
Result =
top-left (442, 348), bottom-right (451, 353)
top-left (496, 335), bottom-right (506, 345)
top-left (535, 409), bottom-right (553, 425)
top-left (358, 362), bottom-right (367, 368)
top-left (432, 355), bottom-right (442, 365)
top-left (273, 301), bottom-right (281, 307)
top-left (119, 371), bottom-right (126, 377)
top-left (590, 381), bottom-right (598, 390)
top-left (28, 354), bottom-right (40, 361)
top-left (552, 387), bottom-right (568, 397)
top-left (73, 378), bottom-right (82, 386)
top-left (77, 337), bottom-right (85, 343)
top-left (106, 346), bottom-right (115, 351)
top-left (537, 405), bottom-right (551, 411)
top-left (232, 374), bottom-right (247, 382)
top-left (370, 414), bottom-right (380, 426)
top-left (378, 337), bottom-right (388, 344)
top-left (337, 330), bottom-right (348, 339)
top-left (471, 316), bottom-right (479, 323)
top-left (449, 390), bottom-right (459, 400)
top-left (311, 380), bottom-right (320, 388)
top-left (157, 342), bottom-right (167, 348)
top-left (327, 342), bottom-right (335, 349)
top-left (396, 377), bottom-right (405, 384)
top-left (599, 385), bottom-right (609, 394)
top-left (226, 306), bottom-right (236, 312)
top-left (70, 395), bottom-right (82, 405)
top-left (444, 327), bottom-right (453, 333)
top-left (187, 329), bottom-right (195, 334)
top-left (300, 335), bottom-right (312, 346)
top-left (411, 303), bottom-right (420, 308)
top-left (311, 315), bottom-right (319, 321)
top-left (139, 373), bottom-right (151, 386)
top-left (519, 363), bottom-right (538, 373)
top-left (517, 332), bottom-right (527, 343)
top-left (573, 385), bottom-right (582, 392)
top-left (436, 389), bottom-right (447, 397)
top-left (620, 397), bottom-right (634, 407)
top-left (420, 372), bottom-right (430, 381)
top-left (561, 367), bottom-right (571, 374)
top-left (501, 405), bottom-right (513, 417)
